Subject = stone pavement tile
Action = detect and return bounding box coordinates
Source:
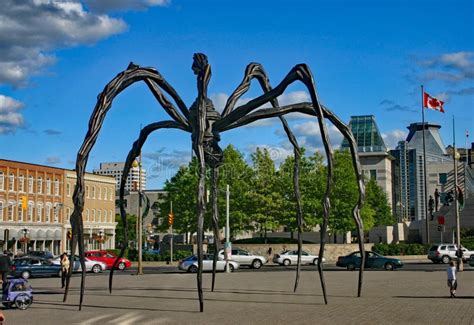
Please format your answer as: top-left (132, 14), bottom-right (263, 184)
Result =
top-left (2, 269), bottom-right (473, 324)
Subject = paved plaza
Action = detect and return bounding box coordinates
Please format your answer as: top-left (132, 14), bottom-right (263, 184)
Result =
top-left (2, 267), bottom-right (473, 324)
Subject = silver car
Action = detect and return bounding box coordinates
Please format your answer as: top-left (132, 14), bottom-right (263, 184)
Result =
top-left (218, 248), bottom-right (267, 269)
top-left (52, 255), bottom-right (106, 273)
top-left (178, 254), bottom-right (239, 273)
top-left (273, 250), bottom-right (324, 266)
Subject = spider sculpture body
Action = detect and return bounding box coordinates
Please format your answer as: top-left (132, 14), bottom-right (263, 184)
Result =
top-left (65, 53), bottom-right (366, 312)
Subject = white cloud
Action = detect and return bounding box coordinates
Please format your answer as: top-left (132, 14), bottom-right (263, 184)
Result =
top-left (246, 144), bottom-right (294, 166)
top-left (0, 95), bottom-right (25, 134)
top-left (0, 0), bottom-right (128, 87)
top-left (419, 51), bottom-right (474, 83)
top-left (46, 156), bottom-right (61, 165)
top-left (84, 0), bottom-right (170, 13)
top-left (381, 129), bottom-right (408, 150)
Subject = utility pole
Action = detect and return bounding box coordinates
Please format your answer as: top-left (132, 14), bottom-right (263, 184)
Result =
top-left (453, 117), bottom-right (462, 271)
top-left (170, 201), bottom-right (173, 263)
top-left (137, 148), bottom-right (144, 275)
top-left (225, 184), bottom-right (230, 273)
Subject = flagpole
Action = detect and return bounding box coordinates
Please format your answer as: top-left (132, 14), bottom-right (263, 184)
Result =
top-left (421, 85), bottom-right (430, 243)
top-left (453, 116), bottom-right (462, 271)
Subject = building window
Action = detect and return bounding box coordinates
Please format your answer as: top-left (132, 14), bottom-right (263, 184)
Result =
top-left (86, 209), bottom-right (90, 222)
top-left (92, 209), bottom-right (96, 222)
top-left (53, 203), bottom-right (59, 223)
top-left (9, 173), bottom-right (14, 191)
top-left (28, 176), bottom-right (34, 193)
top-left (0, 172), bottom-right (4, 190)
top-left (46, 178), bottom-right (51, 195)
top-left (109, 188), bottom-right (113, 201)
top-left (97, 210), bottom-right (102, 222)
top-left (0, 201), bottom-right (3, 221)
top-left (37, 204), bottom-right (43, 222)
top-left (17, 202), bottom-right (23, 221)
top-left (103, 188), bottom-right (107, 200)
top-left (92, 186), bottom-right (96, 199)
top-left (110, 210), bottom-right (114, 223)
top-left (439, 173), bottom-right (447, 185)
top-left (18, 175), bottom-right (24, 192)
top-left (66, 207), bottom-right (71, 222)
top-left (86, 185), bottom-right (90, 198)
top-left (27, 202), bottom-right (33, 222)
top-left (370, 169), bottom-right (377, 180)
top-left (54, 178), bottom-right (59, 196)
top-left (8, 201), bottom-right (14, 221)
top-left (37, 177), bottom-right (43, 194)
top-left (45, 204), bottom-right (51, 222)
top-left (67, 183), bottom-right (71, 196)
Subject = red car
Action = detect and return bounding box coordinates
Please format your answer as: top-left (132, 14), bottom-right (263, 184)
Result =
top-left (84, 250), bottom-right (132, 270)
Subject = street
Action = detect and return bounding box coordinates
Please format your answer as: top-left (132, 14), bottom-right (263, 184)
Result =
top-left (2, 264), bottom-right (473, 324)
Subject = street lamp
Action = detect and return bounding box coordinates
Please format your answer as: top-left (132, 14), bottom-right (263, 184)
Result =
top-left (21, 228), bottom-right (29, 254)
top-left (98, 229), bottom-right (104, 252)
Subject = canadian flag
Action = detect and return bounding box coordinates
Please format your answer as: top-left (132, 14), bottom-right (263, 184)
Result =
top-left (423, 92), bottom-right (445, 113)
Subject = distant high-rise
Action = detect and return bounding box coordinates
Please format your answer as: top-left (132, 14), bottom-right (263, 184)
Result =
top-left (93, 162), bottom-right (146, 192)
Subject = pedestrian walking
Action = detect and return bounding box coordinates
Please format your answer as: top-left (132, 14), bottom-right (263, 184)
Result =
top-left (447, 261), bottom-right (457, 298)
top-left (60, 252), bottom-right (70, 288)
top-left (434, 188), bottom-right (440, 211)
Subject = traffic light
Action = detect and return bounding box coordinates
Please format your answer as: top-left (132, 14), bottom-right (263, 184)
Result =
top-left (21, 196), bottom-right (27, 210)
top-left (66, 230), bottom-right (72, 240)
top-left (168, 213), bottom-right (174, 226)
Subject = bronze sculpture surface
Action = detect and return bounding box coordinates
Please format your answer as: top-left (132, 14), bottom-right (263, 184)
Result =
top-left (66, 53), bottom-right (366, 312)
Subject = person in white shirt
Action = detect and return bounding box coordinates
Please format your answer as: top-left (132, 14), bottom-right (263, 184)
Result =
top-left (447, 261), bottom-right (457, 298)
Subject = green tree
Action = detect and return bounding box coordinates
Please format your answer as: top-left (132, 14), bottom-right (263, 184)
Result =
top-left (365, 178), bottom-right (394, 226)
top-left (248, 148), bottom-right (283, 238)
top-left (115, 213), bottom-right (137, 248)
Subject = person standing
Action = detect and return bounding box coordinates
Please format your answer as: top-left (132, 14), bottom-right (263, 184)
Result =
top-left (60, 253), bottom-right (70, 289)
top-left (434, 188), bottom-right (440, 211)
top-left (428, 195), bottom-right (435, 220)
top-left (447, 261), bottom-right (457, 298)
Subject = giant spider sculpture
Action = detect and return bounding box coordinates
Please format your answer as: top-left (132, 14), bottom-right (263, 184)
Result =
top-left (65, 53), bottom-right (366, 312)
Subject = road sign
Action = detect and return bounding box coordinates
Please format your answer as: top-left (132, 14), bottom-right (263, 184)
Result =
top-left (437, 225), bottom-right (445, 232)
top-left (437, 216), bottom-right (445, 225)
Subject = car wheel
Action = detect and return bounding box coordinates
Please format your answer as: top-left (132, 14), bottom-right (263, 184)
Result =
top-left (313, 258), bottom-right (318, 265)
top-left (14, 293), bottom-right (32, 310)
top-left (252, 259), bottom-right (262, 269)
top-left (347, 263), bottom-right (356, 271)
top-left (283, 259), bottom-right (291, 266)
top-left (384, 262), bottom-right (395, 271)
top-left (118, 262), bottom-right (126, 270)
top-left (92, 264), bottom-right (102, 273)
top-left (441, 255), bottom-right (450, 264)
top-left (21, 271), bottom-right (31, 280)
top-left (188, 265), bottom-right (198, 273)
top-left (227, 264), bottom-right (235, 272)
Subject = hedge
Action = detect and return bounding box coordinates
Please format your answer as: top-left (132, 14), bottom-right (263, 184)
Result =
top-left (372, 243), bottom-right (431, 256)
top-left (119, 249), bottom-right (192, 262)
top-left (233, 237), bottom-right (313, 244)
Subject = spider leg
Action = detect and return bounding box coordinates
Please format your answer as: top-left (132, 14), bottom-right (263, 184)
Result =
top-left (220, 62), bottom-right (305, 291)
top-left (210, 167), bottom-right (220, 292)
top-left (108, 121), bottom-right (186, 294)
top-left (223, 102), bottom-right (366, 297)
top-left (217, 65), bottom-right (334, 304)
top-left (68, 62), bottom-right (190, 310)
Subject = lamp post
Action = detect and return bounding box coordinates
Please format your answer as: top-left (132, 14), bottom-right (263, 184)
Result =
top-left (22, 228), bottom-right (29, 254)
top-left (98, 229), bottom-right (104, 252)
top-left (224, 185), bottom-right (231, 273)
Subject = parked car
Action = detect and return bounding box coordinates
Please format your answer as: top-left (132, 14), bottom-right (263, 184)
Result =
top-left (22, 251), bottom-right (54, 260)
top-left (272, 250), bottom-right (324, 266)
top-left (11, 257), bottom-right (61, 279)
top-left (336, 251), bottom-right (403, 271)
top-left (51, 255), bottom-right (106, 273)
top-left (217, 248), bottom-right (267, 269)
top-left (469, 255), bottom-right (474, 267)
top-left (178, 254), bottom-right (239, 273)
top-left (427, 244), bottom-right (473, 264)
top-left (84, 250), bottom-right (131, 270)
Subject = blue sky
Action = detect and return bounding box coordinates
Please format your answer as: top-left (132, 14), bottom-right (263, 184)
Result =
top-left (0, 0), bottom-right (473, 188)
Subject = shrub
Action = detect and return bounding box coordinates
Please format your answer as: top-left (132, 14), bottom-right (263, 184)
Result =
top-left (233, 237), bottom-right (313, 244)
top-left (372, 243), bottom-right (430, 256)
